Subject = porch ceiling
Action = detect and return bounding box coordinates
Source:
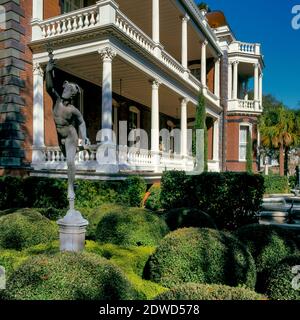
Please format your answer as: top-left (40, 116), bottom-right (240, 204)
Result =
top-left (56, 53), bottom-right (196, 119)
top-left (117, 0), bottom-right (215, 62)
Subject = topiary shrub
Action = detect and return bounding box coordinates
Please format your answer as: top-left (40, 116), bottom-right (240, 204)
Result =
top-left (145, 184), bottom-right (162, 211)
top-left (0, 209), bottom-right (58, 251)
top-left (145, 228), bottom-right (256, 289)
top-left (96, 207), bottom-right (169, 247)
top-left (164, 208), bottom-right (217, 231)
top-left (118, 176), bottom-right (147, 207)
top-left (265, 255), bottom-right (300, 300)
top-left (264, 175), bottom-right (290, 194)
top-left (235, 224), bottom-right (299, 292)
top-left (2, 252), bottom-right (138, 300)
top-left (156, 283), bottom-right (265, 300)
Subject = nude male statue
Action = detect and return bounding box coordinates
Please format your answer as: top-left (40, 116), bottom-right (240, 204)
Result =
top-left (45, 53), bottom-right (90, 209)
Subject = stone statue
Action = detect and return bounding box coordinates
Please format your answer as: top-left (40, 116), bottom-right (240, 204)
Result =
top-left (45, 50), bottom-right (90, 210)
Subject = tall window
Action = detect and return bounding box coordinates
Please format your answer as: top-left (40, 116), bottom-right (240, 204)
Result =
top-left (61, 0), bottom-right (84, 13)
top-left (239, 125), bottom-right (250, 161)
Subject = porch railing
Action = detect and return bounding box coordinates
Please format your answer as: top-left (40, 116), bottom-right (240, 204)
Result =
top-left (35, 146), bottom-right (195, 172)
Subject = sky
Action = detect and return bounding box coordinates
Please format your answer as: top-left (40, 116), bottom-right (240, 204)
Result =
top-left (196, 0), bottom-right (300, 109)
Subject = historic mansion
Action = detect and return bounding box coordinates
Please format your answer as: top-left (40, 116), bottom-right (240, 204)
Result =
top-left (0, 0), bottom-right (264, 181)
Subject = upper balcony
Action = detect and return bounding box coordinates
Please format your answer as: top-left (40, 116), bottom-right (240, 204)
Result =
top-left (30, 0), bottom-right (222, 108)
top-left (229, 41), bottom-right (261, 56)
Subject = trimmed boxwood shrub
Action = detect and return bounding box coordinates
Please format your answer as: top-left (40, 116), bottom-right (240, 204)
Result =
top-left (145, 228), bottom-right (256, 289)
top-left (165, 208), bottom-right (216, 231)
top-left (160, 171), bottom-right (264, 230)
top-left (118, 176), bottom-right (147, 207)
top-left (265, 255), bottom-right (300, 300)
top-left (156, 283), bottom-right (265, 300)
top-left (264, 175), bottom-right (290, 194)
top-left (0, 209), bottom-right (58, 250)
top-left (96, 208), bottom-right (169, 247)
top-left (80, 204), bottom-right (125, 240)
top-left (235, 224), bottom-right (299, 291)
top-left (2, 252), bottom-right (138, 300)
top-left (145, 184), bottom-right (162, 211)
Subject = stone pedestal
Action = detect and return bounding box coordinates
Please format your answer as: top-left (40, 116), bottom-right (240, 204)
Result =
top-left (57, 209), bottom-right (89, 252)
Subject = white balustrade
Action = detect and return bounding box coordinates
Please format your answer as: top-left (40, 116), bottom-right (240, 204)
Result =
top-left (115, 11), bottom-right (155, 55)
top-left (238, 99), bottom-right (255, 110)
top-left (40, 6), bottom-right (99, 39)
top-left (161, 51), bottom-right (186, 77)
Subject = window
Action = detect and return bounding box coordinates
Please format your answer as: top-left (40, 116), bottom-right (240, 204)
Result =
top-left (61, 0), bottom-right (84, 14)
top-left (239, 125), bottom-right (251, 161)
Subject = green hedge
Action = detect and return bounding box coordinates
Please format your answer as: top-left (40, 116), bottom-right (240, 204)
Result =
top-left (164, 208), bottom-right (216, 231)
top-left (156, 283), bottom-right (265, 300)
top-left (145, 228), bottom-right (256, 289)
top-left (0, 176), bottom-right (147, 211)
top-left (1, 252), bottom-right (138, 300)
top-left (265, 255), bottom-right (300, 300)
top-left (145, 184), bottom-right (162, 211)
top-left (264, 175), bottom-right (290, 194)
top-left (0, 209), bottom-right (58, 250)
top-left (235, 224), bottom-right (299, 292)
top-left (160, 171), bottom-right (264, 230)
top-left (96, 207), bottom-right (169, 247)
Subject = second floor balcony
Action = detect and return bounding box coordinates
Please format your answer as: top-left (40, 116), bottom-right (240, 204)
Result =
top-left (31, 0), bottom-right (223, 107)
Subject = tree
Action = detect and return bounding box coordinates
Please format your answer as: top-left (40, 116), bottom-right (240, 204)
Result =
top-left (246, 130), bottom-right (253, 173)
top-left (259, 101), bottom-right (299, 176)
top-left (194, 92), bottom-right (208, 172)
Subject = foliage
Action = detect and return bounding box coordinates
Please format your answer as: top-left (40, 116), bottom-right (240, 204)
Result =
top-left (144, 228), bottom-right (256, 289)
top-left (2, 252), bottom-right (138, 300)
top-left (265, 255), bottom-right (300, 300)
top-left (118, 176), bottom-right (147, 207)
top-left (193, 92), bottom-right (208, 171)
top-left (246, 130), bottom-right (253, 173)
top-left (145, 184), bottom-right (162, 211)
top-left (164, 208), bottom-right (216, 231)
top-left (264, 175), bottom-right (290, 194)
top-left (259, 100), bottom-right (300, 176)
top-left (160, 171), bottom-right (264, 230)
top-left (85, 241), bottom-right (167, 299)
top-left (96, 207), bottom-right (169, 247)
top-left (0, 209), bottom-right (58, 251)
top-left (156, 283), bottom-right (265, 300)
top-left (235, 224), bottom-right (299, 292)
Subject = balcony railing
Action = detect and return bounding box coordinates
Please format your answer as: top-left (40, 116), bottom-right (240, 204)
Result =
top-left (229, 41), bottom-right (261, 56)
top-left (228, 99), bottom-right (262, 113)
top-left (34, 146), bottom-right (195, 173)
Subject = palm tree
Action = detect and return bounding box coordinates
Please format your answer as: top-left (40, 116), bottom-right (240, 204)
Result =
top-left (259, 105), bottom-right (298, 176)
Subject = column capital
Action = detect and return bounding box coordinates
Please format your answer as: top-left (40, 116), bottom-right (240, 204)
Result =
top-left (33, 63), bottom-right (44, 77)
top-left (180, 97), bottom-right (189, 105)
top-left (180, 14), bottom-right (190, 22)
top-left (98, 46), bottom-right (117, 61)
top-left (233, 60), bottom-right (239, 66)
top-left (202, 39), bottom-right (208, 47)
top-left (150, 79), bottom-right (161, 89)
top-left (253, 62), bottom-right (259, 68)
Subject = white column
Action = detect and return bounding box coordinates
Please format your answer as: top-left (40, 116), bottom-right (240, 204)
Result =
top-left (233, 61), bottom-right (239, 100)
top-left (180, 98), bottom-right (188, 157)
top-left (213, 119), bottom-right (219, 161)
top-left (201, 40), bottom-right (208, 88)
top-left (99, 47), bottom-right (116, 143)
top-left (214, 58), bottom-right (220, 98)
top-left (32, 0), bottom-right (44, 40)
top-left (181, 14), bottom-right (190, 69)
top-left (228, 61), bottom-right (232, 100)
top-left (151, 80), bottom-right (160, 166)
top-left (152, 0), bottom-right (160, 43)
top-left (32, 63), bottom-right (45, 164)
top-left (32, 0), bottom-right (43, 20)
top-left (254, 63), bottom-right (259, 110)
top-left (259, 73), bottom-right (263, 105)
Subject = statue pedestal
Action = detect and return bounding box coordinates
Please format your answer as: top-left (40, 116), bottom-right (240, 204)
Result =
top-left (57, 209), bottom-right (89, 252)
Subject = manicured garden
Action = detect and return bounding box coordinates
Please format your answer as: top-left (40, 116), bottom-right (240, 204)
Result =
top-left (0, 172), bottom-right (299, 300)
